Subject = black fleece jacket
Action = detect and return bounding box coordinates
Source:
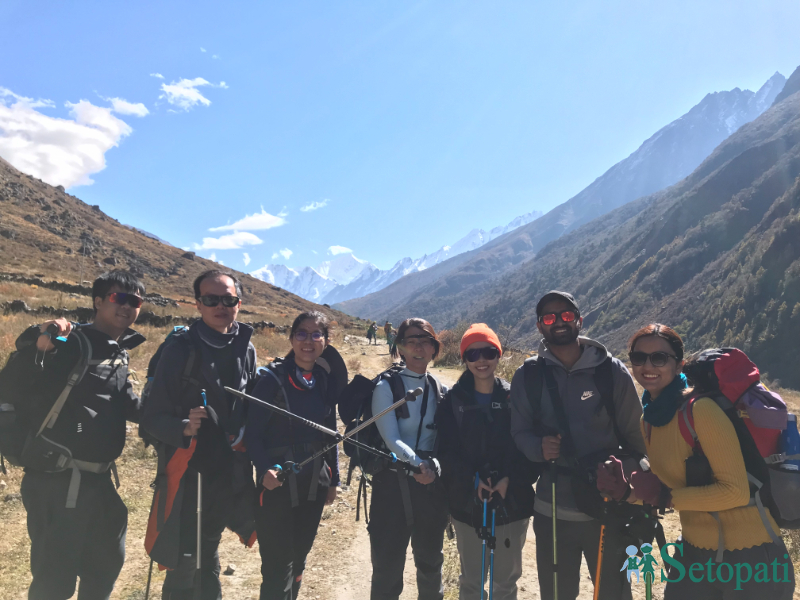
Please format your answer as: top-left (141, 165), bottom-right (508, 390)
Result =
top-left (435, 371), bottom-right (536, 526)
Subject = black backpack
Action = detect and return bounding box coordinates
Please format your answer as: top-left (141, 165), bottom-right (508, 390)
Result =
top-left (138, 326), bottom-right (201, 448)
top-left (339, 364), bottom-right (443, 522)
top-left (0, 328), bottom-right (91, 474)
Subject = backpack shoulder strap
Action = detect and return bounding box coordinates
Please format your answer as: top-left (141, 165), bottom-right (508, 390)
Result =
top-left (678, 396), bottom-right (701, 451)
top-left (383, 367), bottom-right (410, 418)
top-left (523, 356), bottom-right (544, 415)
top-left (595, 356), bottom-right (629, 451)
top-left (36, 329), bottom-right (92, 435)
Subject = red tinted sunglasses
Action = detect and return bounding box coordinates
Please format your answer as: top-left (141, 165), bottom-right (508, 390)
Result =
top-left (107, 292), bottom-right (144, 309)
top-left (539, 310), bottom-right (578, 326)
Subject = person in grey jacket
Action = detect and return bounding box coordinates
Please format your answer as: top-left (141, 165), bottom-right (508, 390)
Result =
top-left (509, 291), bottom-right (645, 600)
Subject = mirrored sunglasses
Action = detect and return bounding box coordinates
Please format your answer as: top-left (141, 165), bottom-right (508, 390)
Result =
top-left (629, 351), bottom-right (678, 367)
top-left (199, 294), bottom-right (240, 308)
top-left (539, 310), bottom-right (578, 326)
top-left (294, 330), bottom-right (325, 342)
top-left (463, 347), bottom-right (500, 362)
top-left (107, 292), bottom-right (143, 309)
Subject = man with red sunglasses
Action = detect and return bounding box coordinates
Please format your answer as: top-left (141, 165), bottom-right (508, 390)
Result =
top-left (7, 270), bottom-right (146, 600)
top-left (509, 291), bottom-right (646, 600)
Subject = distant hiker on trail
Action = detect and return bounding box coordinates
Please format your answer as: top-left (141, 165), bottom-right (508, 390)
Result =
top-left (2, 270), bottom-right (146, 600)
top-left (509, 290), bottom-right (645, 600)
top-left (245, 311), bottom-right (342, 600)
top-left (435, 323), bottom-right (536, 600)
top-left (384, 321), bottom-right (392, 343)
top-left (598, 324), bottom-right (796, 599)
top-left (367, 322), bottom-right (379, 345)
top-left (370, 318), bottom-right (448, 600)
top-left (141, 270), bottom-right (257, 600)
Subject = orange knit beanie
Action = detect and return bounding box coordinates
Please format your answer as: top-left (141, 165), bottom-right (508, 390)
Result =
top-left (459, 323), bottom-right (502, 358)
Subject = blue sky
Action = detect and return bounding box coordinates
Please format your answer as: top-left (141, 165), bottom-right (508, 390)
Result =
top-left (1, 1), bottom-right (799, 271)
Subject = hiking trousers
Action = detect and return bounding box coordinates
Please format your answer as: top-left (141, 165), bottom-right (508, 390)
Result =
top-left (532, 509), bottom-right (633, 600)
top-left (21, 469), bottom-right (127, 600)
top-left (254, 481), bottom-right (328, 600)
top-left (368, 469), bottom-right (449, 600)
top-left (452, 517), bottom-right (529, 600)
top-left (663, 537), bottom-right (795, 599)
top-left (161, 468), bottom-right (230, 600)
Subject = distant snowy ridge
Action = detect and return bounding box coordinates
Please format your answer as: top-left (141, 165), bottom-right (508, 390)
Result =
top-left (250, 209), bottom-right (543, 303)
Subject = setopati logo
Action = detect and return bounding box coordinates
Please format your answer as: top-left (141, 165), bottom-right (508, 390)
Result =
top-left (622, 543), bottom-right (793, 591)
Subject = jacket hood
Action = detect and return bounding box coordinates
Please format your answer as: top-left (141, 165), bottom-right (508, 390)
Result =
top-left (537, 336), bottom-right (611, 371)
top-left (82, 324), bottom-right (146, 351)
top-left (452, 369), bottom-right (509, 397)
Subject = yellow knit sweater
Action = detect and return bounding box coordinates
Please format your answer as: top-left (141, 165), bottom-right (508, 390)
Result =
top-left (642, 397), bottom-right (780, 551)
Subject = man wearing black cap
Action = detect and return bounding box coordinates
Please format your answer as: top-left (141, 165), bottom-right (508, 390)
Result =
top-left (509, 291), bottom-right (646, 600)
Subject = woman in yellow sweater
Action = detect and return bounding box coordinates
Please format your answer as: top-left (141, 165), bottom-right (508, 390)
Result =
top-left (620, 324), bottom-right (794, 598)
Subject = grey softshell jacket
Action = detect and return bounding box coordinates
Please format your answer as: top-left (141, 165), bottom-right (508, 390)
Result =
top-left (509, 336), bottom-right (645, 520)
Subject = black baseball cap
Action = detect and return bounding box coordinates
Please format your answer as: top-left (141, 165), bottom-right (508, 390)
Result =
top-left (536, 290), bottom-right (579, 317)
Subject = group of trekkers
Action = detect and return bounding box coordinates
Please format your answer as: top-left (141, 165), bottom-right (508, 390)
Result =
top-left (2, 268), bottom-right (798, 600)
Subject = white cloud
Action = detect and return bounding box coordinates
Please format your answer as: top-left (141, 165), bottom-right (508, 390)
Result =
top-left (193, 231), bottom-right (263, 250)
top-left (159, 77), bottom-right (219, 111)
top-left (219, 81), bottom-right (228, 89)
top-left (328, 245), bottom-right (353, 255)
top-left (150, 73), bottom-right (164, 79)
top-left (200, 47), bottom-right (207, 53)
top-left (300, 199), bottom-right (329, 212)
top-left (0, 88), bottom-right (135, 187)
top-left (272, 248), bottom-right (292, 260)
top-left (109, 98), bottom-right (149, 117)
top-left (209, 207), bottom-right (287, 232)
top-left (213, 55), bottom-right (220, 60)
top-left (208, 252), bottom-right (217, 262)
top-left (242, 252), bottom-right (251, 266)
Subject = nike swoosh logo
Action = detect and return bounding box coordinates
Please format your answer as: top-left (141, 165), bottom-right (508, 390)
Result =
top-left (581, 391), bottom-right (594, 401)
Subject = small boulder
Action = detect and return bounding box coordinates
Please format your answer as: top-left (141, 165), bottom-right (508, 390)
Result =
top-left (182, 251), bottom-right (196, 261)
top-left (223, 564), bottom-right (236, 576)
top-left (103, 257), bottom-right (118, 266)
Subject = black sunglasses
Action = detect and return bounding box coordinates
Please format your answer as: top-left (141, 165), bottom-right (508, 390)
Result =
top-left (463, 347), bottom-right (500, 362)
top-left (107, 292), bottom-right (144, 309)
top-left (629, 351), bottom-right (678, 368)
top-left (198, 294), bottom-right (240, 308)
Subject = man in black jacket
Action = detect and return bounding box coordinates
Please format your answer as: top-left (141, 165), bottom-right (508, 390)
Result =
top-left (141, 269), bottom-right (257, 600)
top-left (14, 270), bottom-right (146, 600)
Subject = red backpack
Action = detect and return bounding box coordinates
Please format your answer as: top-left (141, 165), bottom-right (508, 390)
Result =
top-left (679, 348), bottom-right (800, 561)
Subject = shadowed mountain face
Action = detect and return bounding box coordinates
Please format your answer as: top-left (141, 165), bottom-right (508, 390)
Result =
top-left (337, 73), bottom-right (787, 322)
top-left (0, 157), bottom-right (323, 314)
top-left (432, 88), bottom-right (800, 387)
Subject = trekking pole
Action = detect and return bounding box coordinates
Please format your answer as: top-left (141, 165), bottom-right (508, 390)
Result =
top-left (592, 497), bottom-right (609, 600)
top-left (551, 460), bottom-right (558, 600)
top-left (225, 386), bottom-right (424, 478)
top-left (480, 493), bottom-right (488, 596)
top-left (144, 558), bottom-right (153, 600)
top-left (489, 504), bottom-right (496, 600)
top-left (194, 389), bottom-right (207, 600)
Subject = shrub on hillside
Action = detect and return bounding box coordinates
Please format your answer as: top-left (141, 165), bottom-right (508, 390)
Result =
top-left (434, 321), bottom-right (470, 367)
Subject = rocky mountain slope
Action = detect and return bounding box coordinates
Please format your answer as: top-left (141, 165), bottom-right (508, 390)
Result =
top-left (0, 157), bottom-right (329, 317)
top-left (398, 85), bottom-right (800, 387)
top-left (337, 72), bottom-right (787, 320)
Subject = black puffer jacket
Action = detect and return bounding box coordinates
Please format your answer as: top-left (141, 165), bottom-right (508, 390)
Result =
top-left (435, 371), bottom-right (536, 527)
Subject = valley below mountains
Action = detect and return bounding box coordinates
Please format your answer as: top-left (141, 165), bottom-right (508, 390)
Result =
top-left (346, 66), bottom-right (800, 388)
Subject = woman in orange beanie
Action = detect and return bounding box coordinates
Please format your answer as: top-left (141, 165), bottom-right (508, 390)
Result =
top-left (435, 324), bottom-right (537, 600)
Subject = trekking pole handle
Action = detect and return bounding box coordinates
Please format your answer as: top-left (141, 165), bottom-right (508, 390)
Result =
top-left (346, 387), bottom-right (423, 439)
top-left (225, 387), bottom-right (341, 439)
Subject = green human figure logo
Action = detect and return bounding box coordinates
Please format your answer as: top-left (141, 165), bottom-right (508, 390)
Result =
top-left (638, 543), bottom-right (658, 582)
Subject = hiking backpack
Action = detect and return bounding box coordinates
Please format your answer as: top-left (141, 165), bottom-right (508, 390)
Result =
top-left (138, 326), bottom-right (201, 448)
top-left (339, 363), bottom-right (443, 521)
top-left (0, 327), bottom-right (92, 474)
top-left (676, 348), bottom-right (800, 558)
